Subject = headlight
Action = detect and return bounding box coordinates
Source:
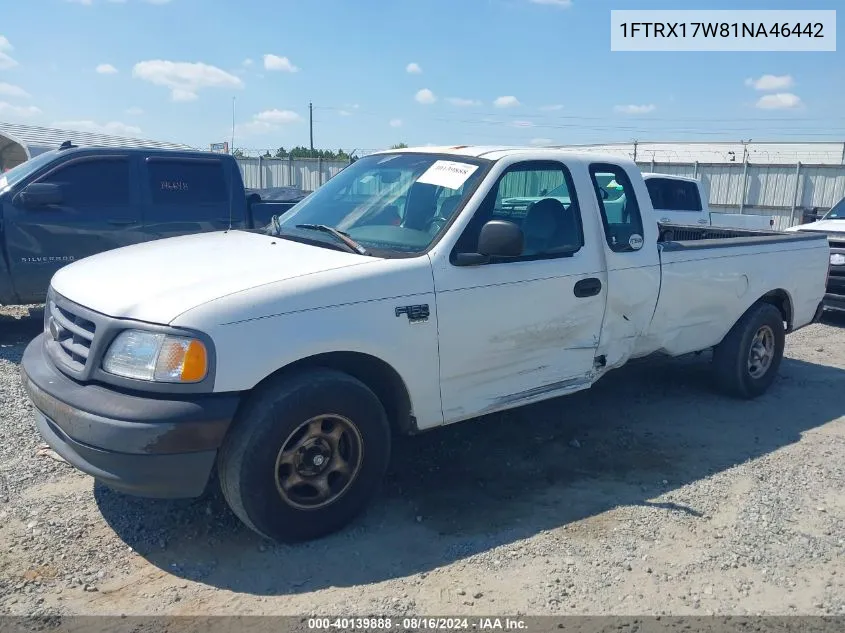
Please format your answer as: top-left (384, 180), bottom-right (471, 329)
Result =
top-left (102, 329), bottom-right (208, 383)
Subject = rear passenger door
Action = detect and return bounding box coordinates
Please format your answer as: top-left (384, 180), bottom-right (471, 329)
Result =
top-left (645, 177), bottom-right (708, 226)
top-left (140, 156), bottom-right (245, 239)
top-left (589, 163), bottom-right (661, 365)
top-left (4, 154), bottom-right (143, 302)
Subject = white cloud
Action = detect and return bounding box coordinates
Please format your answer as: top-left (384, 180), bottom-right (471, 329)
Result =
top-left (144, 0), bottom-right (173, 4)
top-left (0, 82), bottom-right (30, 99)
top-left (447, 97), bottom-right (481, 107)
top-left (539, 104), bottom-right (564, 111)
top-left (132, 60), bottom-right (243, 102)
top-left (494, 95), bottom-right (520, 108)
top-left (744, 74), bottom-right (794, 91)
top-left (614, 104), bottom-right (656, 114)
top-left (53, 120), bottom-right (142, 136)
top-left (0, 36), bottom-right (18, 70)
top-left (512, 120), bottom-right (535, 128)
top-left (0, 102), bottom-right (40, 118)
top-left (415, 88), bottom-right (436, 104)
top-left (389, 118), bottom-right (403, 128)
top-left (237, 109), bottom-right (302, 136)
top-left (65, 0), bottom-right (93, 4)
top-left (242, 58), bottom-right (254, 67)
top-left (406, 62), bottom-right (422, 74)
top-left (755, 93), bottom-right (802, 110)
top-left (254, 109), bottom-right (301, 124)
top-left (338, 110), bottom-right (352, 116)
top-left (530, 138), bottom-right (553, 146)
top-left (125, 106), bottom-right (144, 115)
top-left (263, 54), bottom-right (299, 72)
top-left (96, 63), bottom-right (118, 75)
top-left (529, 0), bottom-right (572, 7)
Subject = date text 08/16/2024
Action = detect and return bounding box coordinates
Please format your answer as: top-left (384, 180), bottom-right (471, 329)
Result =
top-left (307, 617), bottom-right (528, 631)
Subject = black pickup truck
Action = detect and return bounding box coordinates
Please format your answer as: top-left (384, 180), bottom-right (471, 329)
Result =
top-left (0, 145), bottom-right (306, 305)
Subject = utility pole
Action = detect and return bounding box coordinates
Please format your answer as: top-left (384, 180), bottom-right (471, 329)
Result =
top-left (309, 102), bottom-right (314, 156)
top-left (632, 139), bottom-right (638, 162)
top-left (230, 96), bottom-right (236, 155)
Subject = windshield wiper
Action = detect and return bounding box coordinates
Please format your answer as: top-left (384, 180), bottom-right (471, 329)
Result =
top-left (295, 224), bottom-right (370, 255)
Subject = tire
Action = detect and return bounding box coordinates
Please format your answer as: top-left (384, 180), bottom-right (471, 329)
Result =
top-left (217, 368), bottom-right (391, 542)
top-left (712, 302), bottom-right (785, 399)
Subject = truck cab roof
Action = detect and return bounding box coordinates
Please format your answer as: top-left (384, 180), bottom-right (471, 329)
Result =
top-left (372, 144), bottom-right (639, 166)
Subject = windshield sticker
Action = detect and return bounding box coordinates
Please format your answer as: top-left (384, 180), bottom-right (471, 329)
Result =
top-left (417, 160), bottom-right (479, 190)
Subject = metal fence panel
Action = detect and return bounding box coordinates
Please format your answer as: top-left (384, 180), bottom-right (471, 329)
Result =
top-left (236, 157), bottom-right (350, 191)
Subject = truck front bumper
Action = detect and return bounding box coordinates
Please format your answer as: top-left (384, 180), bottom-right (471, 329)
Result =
top-left (20, 333), bottom-right (241, 499)
top-left (823, 293), bottom-right (845, 312)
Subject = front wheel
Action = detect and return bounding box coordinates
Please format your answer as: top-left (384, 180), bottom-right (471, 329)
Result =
top-left (712, 302), bottom-right (785, 399)
top-left (218, 368), bottom-right (391, 542)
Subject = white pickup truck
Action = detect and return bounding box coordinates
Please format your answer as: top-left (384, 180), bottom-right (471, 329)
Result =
top-left (20, 146), bottom-right (829, 542)
top-left (642, 173), bottom-right (776, 230)
top-left (784, 196), bottom-right (845, 312)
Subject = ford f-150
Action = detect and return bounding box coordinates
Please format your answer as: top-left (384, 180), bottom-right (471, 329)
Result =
top-left (20, 146), bottom-right (830, 542)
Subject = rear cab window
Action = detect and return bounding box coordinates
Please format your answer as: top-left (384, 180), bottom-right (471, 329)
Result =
top-left (589, 163), bottom-right (645, 252)
top-left (645, 177), bottom-right (702, 212)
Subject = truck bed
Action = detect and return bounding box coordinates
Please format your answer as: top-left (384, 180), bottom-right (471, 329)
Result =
top-left (657, 222), bottom-right (819, 248)
top-left (634, 222), bottom-right (830, 360)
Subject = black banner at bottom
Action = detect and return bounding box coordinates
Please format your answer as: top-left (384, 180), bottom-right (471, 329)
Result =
top-left (2, 617), bottom-right (845, 633)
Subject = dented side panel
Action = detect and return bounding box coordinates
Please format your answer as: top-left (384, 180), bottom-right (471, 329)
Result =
top-left (645, 239), bottom-right (830, 356)
top-left (431, 155), bottom-right (610, 426)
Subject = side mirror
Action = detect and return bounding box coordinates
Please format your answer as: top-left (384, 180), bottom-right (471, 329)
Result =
top-left (454, 220), bottom-right (524, 266)
top-left (18, 183), bottom-right (63, 209)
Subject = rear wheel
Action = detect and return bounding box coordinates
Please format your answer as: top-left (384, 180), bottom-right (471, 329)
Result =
top-left (712, 302), bottom-right (785, 399)
top-left (218, 368), bottom-right (391, 542)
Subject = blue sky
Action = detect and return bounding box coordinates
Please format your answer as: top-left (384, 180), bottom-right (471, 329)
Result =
top-left (0, 0), bottom-right (842, 154)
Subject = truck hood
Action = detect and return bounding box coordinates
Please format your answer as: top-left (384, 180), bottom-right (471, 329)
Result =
top-left (50, 230), bottom-right (376, 324)
top-left (784, 219), bottom-right (845, 235)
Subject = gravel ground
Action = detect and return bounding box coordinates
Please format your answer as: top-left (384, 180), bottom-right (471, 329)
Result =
top-left (1, 304), bottom-right (843, 617)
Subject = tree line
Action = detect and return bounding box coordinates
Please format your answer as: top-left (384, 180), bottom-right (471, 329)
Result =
top-left (231, 143), bottom-right (408, 161)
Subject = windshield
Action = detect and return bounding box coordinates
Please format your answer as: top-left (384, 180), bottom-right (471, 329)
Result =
top-left (822, 197), bottom-right (845, 220)
top-left (273, 153), bottom-right (489, 255)
top-left (0, 151), bottom-right (60, 192)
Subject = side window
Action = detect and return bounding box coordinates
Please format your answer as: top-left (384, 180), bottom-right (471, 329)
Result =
top-left (455, 161), bottom-right (584, 260)
top-left (589, 163), bottom-right (645, 253)
top-left (146, 159), bottom-right (227, 206)
top-left (38, 158), bottom-right (130, 207)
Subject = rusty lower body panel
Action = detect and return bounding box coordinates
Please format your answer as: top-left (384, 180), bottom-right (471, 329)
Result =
top-left (20, 334), bottom-right (241, 498)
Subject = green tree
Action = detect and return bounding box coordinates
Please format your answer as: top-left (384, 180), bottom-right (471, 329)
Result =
top-left (390, 143), bottom-right (408, 149)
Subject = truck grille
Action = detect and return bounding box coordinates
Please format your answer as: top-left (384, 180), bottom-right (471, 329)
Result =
top-left (45, 296), bottom-right (97, 371)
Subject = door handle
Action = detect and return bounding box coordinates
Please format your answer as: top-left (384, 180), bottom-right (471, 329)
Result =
top-left (574, 277), bottom-right (602, 298)
top-left (107, 219), bottom-right (138, 226)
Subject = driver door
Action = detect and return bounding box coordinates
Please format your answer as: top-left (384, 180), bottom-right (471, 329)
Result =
top-left (432, 160), bottom-right (608, 424)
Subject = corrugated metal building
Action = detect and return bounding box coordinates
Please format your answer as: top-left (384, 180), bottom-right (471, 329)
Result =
top-left (0, 121), bottom-right (194, 171)
top-left (564, 141), bottom-right (845, 165)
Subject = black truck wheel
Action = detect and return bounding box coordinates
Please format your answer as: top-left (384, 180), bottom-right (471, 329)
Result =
top-left (218, 368), bottom-right (391, 542)
top-left (712, 302), bottom-right (785, 399)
